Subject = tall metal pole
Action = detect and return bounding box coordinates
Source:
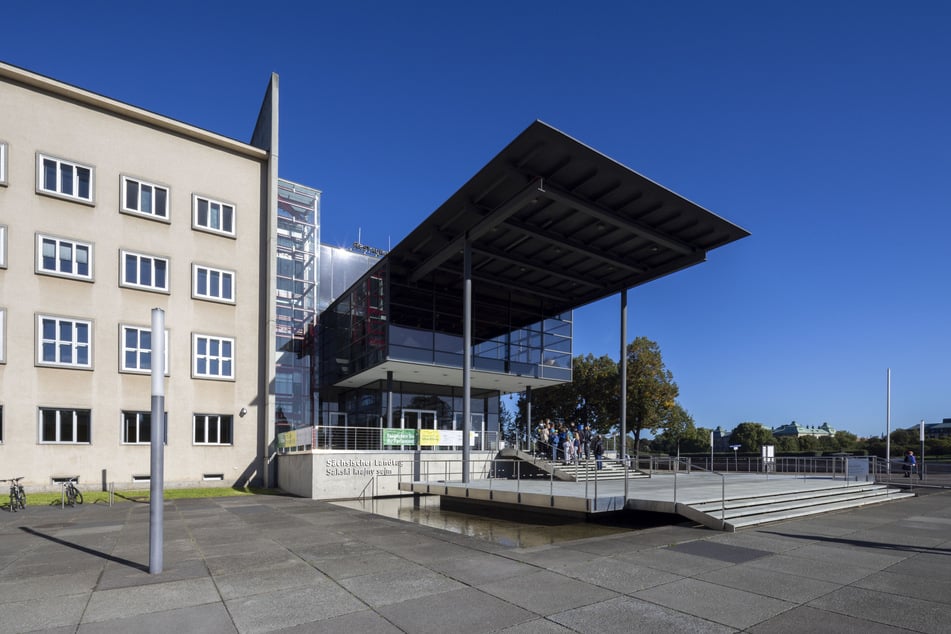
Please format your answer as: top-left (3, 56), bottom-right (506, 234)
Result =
top-left (885, 368), bottom-right (891, 474)
top-left (462, 237), bottom-right (472, 483)
top-left (525, 386), bottom-right (532, 453)
top-left (149, 308), bottom-right (166, 574)
top-left (620, 289), bottom-right (628, 500)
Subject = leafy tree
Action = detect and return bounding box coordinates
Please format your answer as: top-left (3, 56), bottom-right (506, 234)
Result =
top-left (520, 353), bottom-right (618, 433)
top-left (773, 436), bottom-right (799, 452)
top-left (625, 337), bottom-right (678, 450)
top-left (651, 403), bottom-right (709, 454)
top-left (729, 422), bottom-right (775, 452)
top-left (834, 430), bottom-right (859, 453)
top-left (499, 401), bottom-right (517, 447)
top-left (798, 435), bottom-right (819, 452)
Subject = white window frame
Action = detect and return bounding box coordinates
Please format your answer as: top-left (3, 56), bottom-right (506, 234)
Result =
top-left (36, 153), bottom-right (94, 204)
top-left (192, 333), bottom-right (234, 380)
top-left (121, 410), bottom-right (167, 445)
top-left (0, 141), bottom-right (7, 186)
top-left (192, 194), bottom-right (235, 236)
top-left (120, 250), bottom-right (169, 293)
top-left (119, 324), bottom-right (169, 374)
top-left (120, 175), bottom-right (170, 222)
top-left (192, 264), bottom-right (235, 303)
top-left (36, 314), bottom-right (93, 369)
top-left (36, 233), bottom-right (94, 281)
top-left (0, 307), bottom-right (6, 364)
top-left (0, 224), bottom-right (6, 269)
top-left (193, 413), bottom-right (233, 446)
top-left (38, 407), bottom-right (91, 444)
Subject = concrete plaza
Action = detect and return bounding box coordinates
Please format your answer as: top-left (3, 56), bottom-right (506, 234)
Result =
top-left (1, 487), bottom-right (948, 633)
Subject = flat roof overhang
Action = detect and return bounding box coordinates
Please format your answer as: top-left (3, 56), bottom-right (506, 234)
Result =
top-left (331, 359), bottom-right (564, 393)
top-left (383, 120), bottom-right (750, 337)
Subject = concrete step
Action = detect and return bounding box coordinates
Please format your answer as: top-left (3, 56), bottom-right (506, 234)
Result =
top-left (680, 485), bottom-right (915, 531)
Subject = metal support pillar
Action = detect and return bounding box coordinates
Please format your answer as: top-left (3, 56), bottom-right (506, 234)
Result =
top-left (620, 289), bottom-right (628, 500)
top-left (462, 237), bottom-right (472, 483)
top-left (525, 386), bottom-right (532, 453)
top-left (386, 370), bottom-right (394, 429)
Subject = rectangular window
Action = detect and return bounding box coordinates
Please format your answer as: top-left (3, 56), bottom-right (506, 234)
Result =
top-left (193, 264), bottom-right (235, 303)
top-left (36, 234), bottom-right (93, 280)
top-left (39, 408), bottom-right (91, 444)
top-left (193, 414), bottom-right (233, 445)
top-left (192, 334), bottom-right (234, 379)
top-left (0, 142), bottom-right (7, 186)
top-left (193, 195), bottom-right (235, 236)
top-left (37, 314), bottom-right (92, 369)
top-left (0, 225), bottom-right (7, 268)
top-left (0, 307), bottom-right (5, 364)
top-left (121, 176), bottom-right (169, 220)
top-left (121, 411), bottom-right (167, 444)
top-left (0, 405), bottom-right (3, 443)
top-left (120, 250), bottom-right (169, 292)
top-left (37, 154), bottom-right (94, 203)
top-left (119, 324), bottom-right (169, 374)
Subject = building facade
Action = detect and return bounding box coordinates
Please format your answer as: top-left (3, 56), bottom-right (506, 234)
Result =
top-left (0, 62), bottom-right (278, 490)
top-left (771, 422), bottom-right (837, 439)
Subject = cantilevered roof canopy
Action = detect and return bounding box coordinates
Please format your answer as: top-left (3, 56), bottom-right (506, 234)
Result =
top-left (384, 121), bottom-right (749, 337)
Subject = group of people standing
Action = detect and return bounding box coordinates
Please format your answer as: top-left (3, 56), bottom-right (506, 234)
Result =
top-left (534, 419), bottom-right (605, 469)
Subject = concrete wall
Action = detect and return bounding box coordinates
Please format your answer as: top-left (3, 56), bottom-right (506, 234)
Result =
top-left (278, 451), bottom-right (499, 500)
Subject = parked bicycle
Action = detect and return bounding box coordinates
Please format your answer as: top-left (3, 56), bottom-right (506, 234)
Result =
top-left (62, 478), bottom-right (83, 507)
top-left (4, 477), bottom-right (26, 512)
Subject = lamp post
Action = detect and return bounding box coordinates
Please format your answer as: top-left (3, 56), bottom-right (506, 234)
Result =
top-left (730, 444), bottom-right (741, 472)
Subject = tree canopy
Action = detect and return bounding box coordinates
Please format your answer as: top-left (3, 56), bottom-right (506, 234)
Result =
top-left (728, 422), bottom-right (776, 452)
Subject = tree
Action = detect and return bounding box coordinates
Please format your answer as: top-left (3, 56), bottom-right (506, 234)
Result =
top-left (729, 422), bottom-right (775, 453)
top-left (625, 337), bottom-right (678, 451)
top-left (773, 436), bottom-right (799, 452)
top-left (834, 430), bottom-right (859, 453)
top-left (520, 353), bottom-right (618, 433)
top-left (499, 401), bottom-right (517, 447)
top-left (650, 403), bottom-right (709, 454)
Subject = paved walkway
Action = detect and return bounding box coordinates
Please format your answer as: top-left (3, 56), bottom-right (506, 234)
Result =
top-left (1, 487), bottom-right (949, 633)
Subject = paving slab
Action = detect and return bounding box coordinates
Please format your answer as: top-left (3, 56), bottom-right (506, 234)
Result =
top-left (0, 483), bottom-right (948, 633)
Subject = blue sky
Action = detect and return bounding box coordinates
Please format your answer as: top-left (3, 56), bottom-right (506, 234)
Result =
top-left (6, 1), bottom-right (949, 438)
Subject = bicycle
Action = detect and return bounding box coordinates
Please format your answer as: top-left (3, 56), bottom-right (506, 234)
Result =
top-left (62, 478), bottom-right (83, 507)
top-left (4, 477), bottom-right (26, 512)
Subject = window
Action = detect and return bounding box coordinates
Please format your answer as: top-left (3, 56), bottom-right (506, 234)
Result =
top-left (0, 142), bottom-right (7, 186)
top-left (36, 234), bottom-right (93, 280)
top-left (37, 154), bottom-right (94, 203)
top-left (121, 411), bottom-right (167, 444)
top-left (192, 334), bottom-right (234, 379)
top-left (193, 414), bottom-right (233, 445)
top-left (37, 314), bottom-right (92, 368)
top-left (120, 250), bottom-right (169, 292)
top-left (193, 264), bottom-right (234, 303)
top-left (0, 225), bottom-right (7, 268)
top-left (0, 405), bottom-right (4, 443)
top-left (119, 324), bottom-right (169, 374)
top-left (193, 195), bottom-right (235, 236)
top-left (39, 408), bottom-right (91, 444)
top-left (0, 308), bottom-right (5, 364)
top-left (121, 176), bottom-right (169, 220)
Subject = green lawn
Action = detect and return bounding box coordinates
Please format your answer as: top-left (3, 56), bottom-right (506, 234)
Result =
top-left (11, 486), bottom-right (281, 508)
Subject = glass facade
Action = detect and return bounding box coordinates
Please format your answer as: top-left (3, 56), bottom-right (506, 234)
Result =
top-left (274, 179), bottom-right (319, 432)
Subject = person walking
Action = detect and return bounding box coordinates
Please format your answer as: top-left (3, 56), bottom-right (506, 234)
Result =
top-left (592, 433), bottom-right (604, 470)
top-left (903, 450), bottom-right (917, 477)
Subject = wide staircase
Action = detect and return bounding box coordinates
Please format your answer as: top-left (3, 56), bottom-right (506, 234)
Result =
top-left (500, 448), bottom-right (649, 482)
top-left (676, 482), bottom-right (916, 531)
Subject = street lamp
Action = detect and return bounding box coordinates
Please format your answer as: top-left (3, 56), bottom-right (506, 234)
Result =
top-left (730, 444), bottom-right (741, 472)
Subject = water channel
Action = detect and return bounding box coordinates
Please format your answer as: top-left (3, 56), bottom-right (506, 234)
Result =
top-left (333, 494), bottom-right (677, 548)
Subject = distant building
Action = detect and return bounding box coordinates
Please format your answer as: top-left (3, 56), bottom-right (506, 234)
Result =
top-left (911, 420), bottom-right (951, 439)
top-left (712, 426), bottom-right (732, 451)
top-left (772, 422), bottom-right (836, 439)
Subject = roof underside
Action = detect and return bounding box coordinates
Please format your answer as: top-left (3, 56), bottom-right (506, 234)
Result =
top-left (385, 121), bottom-right (750, 336)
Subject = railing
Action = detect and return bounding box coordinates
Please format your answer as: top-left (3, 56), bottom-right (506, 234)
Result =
top-left (277, 425), bottom-right (500, 453)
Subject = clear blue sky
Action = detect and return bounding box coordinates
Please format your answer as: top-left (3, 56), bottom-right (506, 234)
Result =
top-left (7, 1), bottom-right (949, 438)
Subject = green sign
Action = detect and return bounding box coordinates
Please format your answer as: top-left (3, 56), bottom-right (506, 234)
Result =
top-left (383, 428), bottom-right (417, 445)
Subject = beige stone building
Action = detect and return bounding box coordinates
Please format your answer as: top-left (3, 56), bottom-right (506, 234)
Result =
top-left (0, 61), bottom-right (279, 491)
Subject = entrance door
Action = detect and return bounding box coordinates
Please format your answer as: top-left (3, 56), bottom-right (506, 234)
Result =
top-left (402, 409), bottom-right (437, 450)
